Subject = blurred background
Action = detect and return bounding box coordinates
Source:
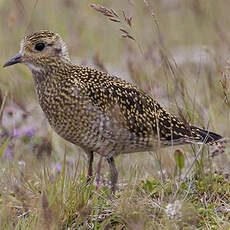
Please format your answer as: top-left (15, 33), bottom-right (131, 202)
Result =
top-left (0, 0), bottom-right (230, 193)
top-left (1, 1), bottom-right (230, 229)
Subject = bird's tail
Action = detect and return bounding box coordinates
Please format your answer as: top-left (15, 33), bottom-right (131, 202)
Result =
top-left (190, 126), bottom-right (223, 145)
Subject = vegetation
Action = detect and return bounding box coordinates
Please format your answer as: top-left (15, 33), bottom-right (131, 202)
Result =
top-left (0, 0), bottom-right (230, 229)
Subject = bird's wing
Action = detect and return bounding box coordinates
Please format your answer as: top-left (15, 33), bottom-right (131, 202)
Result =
top-left (73, 66), bottom-right (213, 143)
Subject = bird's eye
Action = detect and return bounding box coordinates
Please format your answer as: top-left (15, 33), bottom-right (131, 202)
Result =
top-left (34, 42), bottom-right (45, 51)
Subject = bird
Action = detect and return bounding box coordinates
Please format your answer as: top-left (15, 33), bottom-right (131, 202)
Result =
top-left (3, 30), bottom-right (224, 193)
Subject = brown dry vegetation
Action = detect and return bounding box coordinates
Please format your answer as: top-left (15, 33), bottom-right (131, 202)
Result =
top-left (0, 0), bottom-right (230, 229)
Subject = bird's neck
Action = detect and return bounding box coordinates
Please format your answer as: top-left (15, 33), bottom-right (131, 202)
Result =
top-left (30, 58), bottom-right (73, 85)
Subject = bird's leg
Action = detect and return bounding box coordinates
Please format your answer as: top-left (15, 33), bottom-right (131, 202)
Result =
top-left (86, 151), bottom-right (94, 184)
top-left (107, 156), bottom-right (118, 194)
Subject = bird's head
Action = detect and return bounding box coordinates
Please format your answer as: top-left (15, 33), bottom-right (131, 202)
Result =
top-left (3, 30), bottom-right (70, 72)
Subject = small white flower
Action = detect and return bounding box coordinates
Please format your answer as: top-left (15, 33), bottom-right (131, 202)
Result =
top-left (165, 200), bottom-right (182, 220)
top-left (18, 160), bottom-right (26, 167)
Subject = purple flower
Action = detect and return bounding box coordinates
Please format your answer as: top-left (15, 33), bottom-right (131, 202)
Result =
top-left (24, 128), bottom-right (36, 137)
top-left (51, 162), bottom-right (63, 173)
top-left (4, 145), bottom-right (14, 159)
top-left (9, 129), bottom-right (21, 138)
top-left (56, 162), bottom-right (63, 172)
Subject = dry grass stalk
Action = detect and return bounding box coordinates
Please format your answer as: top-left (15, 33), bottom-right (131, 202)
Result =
top-left (122, 10), bottom-right (132, 27)
top-left (90, 4), bottom-right (135, 42)
top-left (90, 4), bottom-right (120, 22)
top-left (221, 58), bottom-right (230, 105)
top-left (41, 192), bottom-right (53, 230)
top-left (0, 91), bottom-right (8, 124)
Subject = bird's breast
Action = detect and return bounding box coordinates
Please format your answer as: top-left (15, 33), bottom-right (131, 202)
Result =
top-left (33, 78), bottom-right (156, 155)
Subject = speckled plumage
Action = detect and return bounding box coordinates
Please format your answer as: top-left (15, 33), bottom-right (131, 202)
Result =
top-left (4, 30), bottom-right (224, 192)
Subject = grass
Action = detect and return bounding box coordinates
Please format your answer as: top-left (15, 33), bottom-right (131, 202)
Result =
top-left (0, 0), bottom-right (230, 229)
top-left (1, 157), bottom-right (230, 229)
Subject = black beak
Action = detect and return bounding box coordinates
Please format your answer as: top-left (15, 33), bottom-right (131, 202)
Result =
top-left (3, 53), bottom-right (22, 67)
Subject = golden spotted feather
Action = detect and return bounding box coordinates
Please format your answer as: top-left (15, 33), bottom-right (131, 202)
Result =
top-left (73, 66), bottom-right (222, 146)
